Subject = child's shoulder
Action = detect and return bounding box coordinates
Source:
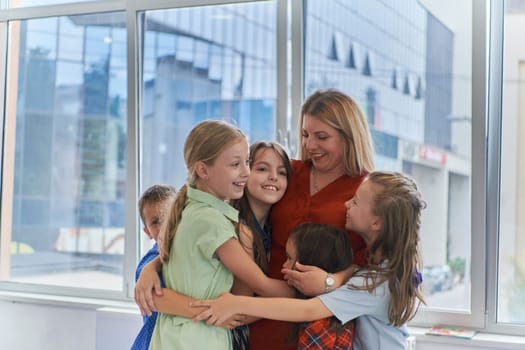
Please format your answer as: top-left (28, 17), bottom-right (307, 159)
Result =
top-left (184, 202), bottom-right (235, 228)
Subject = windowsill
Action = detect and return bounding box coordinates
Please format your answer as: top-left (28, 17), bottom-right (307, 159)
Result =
top-left (0, 290), bottom-right (139, 314)
top-left (409, 326), bottom-right (525, 349)
top-left (1, 293), bottom-right (524, 349)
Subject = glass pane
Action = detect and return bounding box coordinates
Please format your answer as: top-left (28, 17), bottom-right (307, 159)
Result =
top-left (498, 0), bottom-right (525, 324)
top-left (3, 12), bottom-right (127, 291)
top-left (139, 2), bottom-right (277, 254)
top-left (304, 0), bottom-right (472, 311)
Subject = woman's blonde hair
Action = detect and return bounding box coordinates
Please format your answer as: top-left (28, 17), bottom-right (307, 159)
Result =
top-left (355, 171), bottom-right (426, 326)
top-left (298, 89), bottom-right (374, 176)
top-left (158, 120), bottom-right (246, 262)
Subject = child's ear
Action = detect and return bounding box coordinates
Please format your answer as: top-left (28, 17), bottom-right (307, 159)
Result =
top-left (194, 161), bottom-right (209, 180)
top-left (370, 216), bottom-right (382, 231)
top-left (143, 227), bottom-right (153, 239)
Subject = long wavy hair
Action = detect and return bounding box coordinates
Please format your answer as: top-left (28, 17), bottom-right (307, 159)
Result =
top-left (352, 171), bottom-right (426, 326)
top-left (298, 89), bottom-right (374, 176)
top-left (158, 120), bottom-right (246, 262)
top-left (231, 141), bottom-right (292, 273)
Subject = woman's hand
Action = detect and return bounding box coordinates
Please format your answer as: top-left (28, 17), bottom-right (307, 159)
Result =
top-left (282, 262), bottom-right (327, 296)
top-left (191, 292), bottom-right (239, 326)
top-left (134, 259), bottom-right (163, 316)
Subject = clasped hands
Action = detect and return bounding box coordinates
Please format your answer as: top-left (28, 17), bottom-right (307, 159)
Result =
top-left (190, 263), bottom-right (328, 326)
top-left (134, 261), bottom-right (329, 327)
top-left (191, 292), bottom-right (240, 328)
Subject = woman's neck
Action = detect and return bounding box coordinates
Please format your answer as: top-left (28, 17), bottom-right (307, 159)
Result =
top-left (310, 165), bottom-right (345, 194)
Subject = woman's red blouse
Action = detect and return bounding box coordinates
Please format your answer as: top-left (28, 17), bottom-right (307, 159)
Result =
top-left (249, 160), bottom-right (367, 350)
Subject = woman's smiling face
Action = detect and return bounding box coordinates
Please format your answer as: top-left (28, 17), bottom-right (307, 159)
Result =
top-left (301, 114), bottom-right (345, 174)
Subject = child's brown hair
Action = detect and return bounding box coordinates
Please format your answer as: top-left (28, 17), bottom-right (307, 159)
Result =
top-left (232, 141), bottom-right (292, 273)
top-left (354, 171), bottom-right (426, 326)
top-left (288, 223), bottom-right (353, 342)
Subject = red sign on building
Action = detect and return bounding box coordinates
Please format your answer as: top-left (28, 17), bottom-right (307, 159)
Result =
top-left (419, 145), bottom-right (447, 165)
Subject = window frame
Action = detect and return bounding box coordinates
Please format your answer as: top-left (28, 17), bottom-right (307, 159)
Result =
top-left (407, 0), bottom-right (489, 329)
top-left (0, 0), bottom-right (523, 337)
top-left (0, 1), bottom-right (129, 301)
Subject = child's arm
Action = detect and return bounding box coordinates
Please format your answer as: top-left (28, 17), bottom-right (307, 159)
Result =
top-left (282, 263), bottom-right (358, 297)
top-left (153, 288), bottom-right (204, 317)
top-left (227, 234), bottom-right (262, 326)
top-left (216, 238), bottom-right (295, 298)
top-left (134, 256), bottom-right (163, 316)
top-left (230, 223), bottom-right (256, 297)
top-left (229, 225), bottom-right (264, 326)
top-left (153, 288), bottom-right (246, 329)
top-left (192, 292), bottom-right (332, 326)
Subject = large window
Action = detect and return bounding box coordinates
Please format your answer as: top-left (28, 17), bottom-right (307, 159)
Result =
top-left (138, 1), bottom-right (277, 255)
top-left (139, 2), bottom-right (277, 191)
top-left (0, 12), bottom-right (127, 291)
top-left (304, 0), bottom-right (473, 314)
top-left (0, 0), bottom-right (523, 338)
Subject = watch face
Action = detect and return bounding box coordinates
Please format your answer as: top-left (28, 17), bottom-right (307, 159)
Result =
top-left (326, 276), bottom-right (335, 286)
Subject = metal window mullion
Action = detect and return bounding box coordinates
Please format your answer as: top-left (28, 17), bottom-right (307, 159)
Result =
top-left (0, 1), bottom-right (125, 21)
top-left (123, 0), bottom-right (140, 299)
top-left (276, 0), bottom-right (287, 146)
top-left (0, 21), bottom-right (12, 282)
top-left (469, 0), bottom-right (491, 329)
top-left (289, 0), bottom-right (303, 156)
top-left (131, 0), bottom-right (264, 12)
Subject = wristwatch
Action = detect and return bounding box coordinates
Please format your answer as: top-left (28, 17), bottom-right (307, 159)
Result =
top-left (325, 273), bottom-right (335, 293)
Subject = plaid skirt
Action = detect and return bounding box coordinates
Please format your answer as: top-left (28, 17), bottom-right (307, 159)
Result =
top-left (297, 317), bottom-right (355, 350)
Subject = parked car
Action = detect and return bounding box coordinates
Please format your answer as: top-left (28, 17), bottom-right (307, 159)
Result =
top-left (422, 265), bottom-right (454, 294)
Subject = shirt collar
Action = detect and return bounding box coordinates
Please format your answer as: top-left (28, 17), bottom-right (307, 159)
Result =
top-left (187, 186), bottom-right (239, 223)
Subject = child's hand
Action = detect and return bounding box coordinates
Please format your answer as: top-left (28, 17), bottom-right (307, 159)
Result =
top-left (134, 260), bottom-right (163, 316)
top-left (218, 314), bottom-right (247, 329)
top-left (190, 292), bottom-right (238, 326)
top-left (282, 262), bottom-right (327, 296)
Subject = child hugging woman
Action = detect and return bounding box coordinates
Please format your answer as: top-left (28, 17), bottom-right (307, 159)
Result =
top-left (148, 120), bottom-right (293, 350)
top-left (284, 223), bottom-right (355, 349)
top-left (192, 171), bottom-right (426, 350)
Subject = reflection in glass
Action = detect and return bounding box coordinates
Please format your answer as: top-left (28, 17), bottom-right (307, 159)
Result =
top-left (139, 2), bottom-right (277, 256)
top-left (140, 2), bottom-right (277, 190)
top-left (5, 13), bottom-right (127, 290)
top-left (304, 0), bottom-right (472, 311)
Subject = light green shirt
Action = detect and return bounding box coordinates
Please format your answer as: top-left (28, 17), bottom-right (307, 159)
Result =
top-left (150, 186), bottom-right (239, 350)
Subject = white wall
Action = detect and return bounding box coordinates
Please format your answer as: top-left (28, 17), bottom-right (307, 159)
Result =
top-left (1, 298), bottom-right (524, 350)
top-left (0, 299), bottom-right (142, 350)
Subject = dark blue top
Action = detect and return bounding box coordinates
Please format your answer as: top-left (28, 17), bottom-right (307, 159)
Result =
top-left (130, 243), bottom-right (165, 350)
top-left (251, 214), bottom-right (271, 257)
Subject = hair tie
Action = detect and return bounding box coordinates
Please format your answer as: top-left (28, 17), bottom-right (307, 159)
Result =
top-left (414, 269), bottom-right (423, 288)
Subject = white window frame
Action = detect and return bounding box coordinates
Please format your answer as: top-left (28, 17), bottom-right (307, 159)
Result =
top-left (0, 0), bottom-right (524, 337)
